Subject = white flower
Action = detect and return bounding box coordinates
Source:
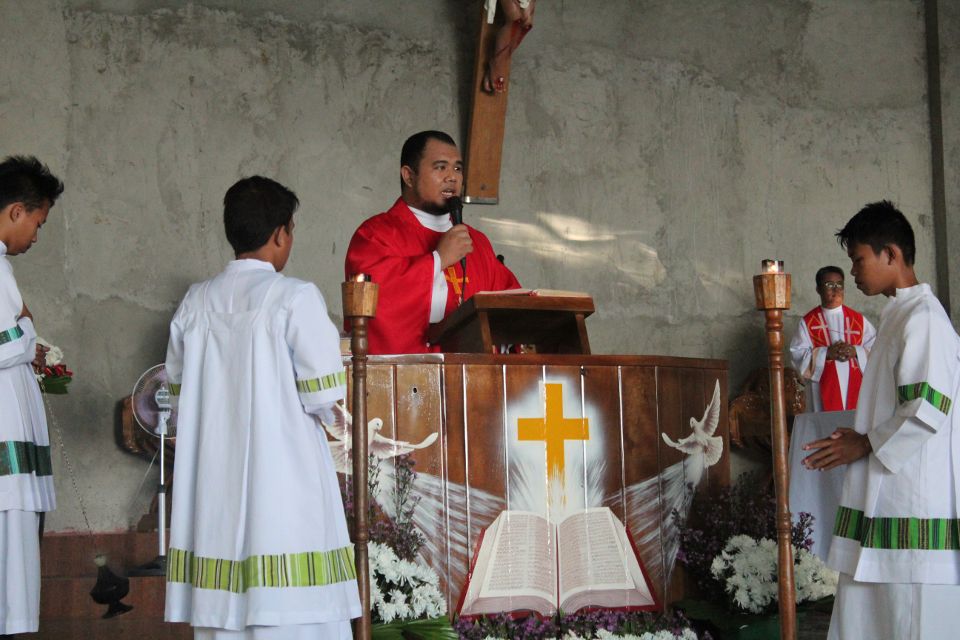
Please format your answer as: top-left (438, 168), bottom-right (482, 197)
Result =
top-left (368, 542), bottom-right (445, 623)
top-left (36, 337), bottom-right (64, 366)
top-left (711, 535), bottom-right (837, 614)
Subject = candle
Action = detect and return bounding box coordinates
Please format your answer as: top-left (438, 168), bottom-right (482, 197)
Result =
top-left (761, 259), bottom-right (784, 274)
top-left (350, 273), bottom-right (372, 283)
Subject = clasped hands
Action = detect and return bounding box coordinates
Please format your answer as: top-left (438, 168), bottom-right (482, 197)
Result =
top-left (436, 225), bottom-right (473, 269)
top-left (826, 341), bottom-right (856, 362)
top-left (802, 427), bottom-right (871, 471)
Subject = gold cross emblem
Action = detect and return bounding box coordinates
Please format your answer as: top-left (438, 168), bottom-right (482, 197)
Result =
top-left (444, 267), bottom-right (469, 295)
top-left (518, 383), bottom-right (590, 482)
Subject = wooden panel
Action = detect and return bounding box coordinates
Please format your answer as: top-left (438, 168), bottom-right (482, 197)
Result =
top-left (394, 364), bottom-right (443, 476)
top-left (618, 365), bottom-right (665, 601)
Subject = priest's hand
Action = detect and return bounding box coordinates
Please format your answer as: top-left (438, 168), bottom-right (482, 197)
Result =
top-left (802, 428), bottom-right (871, 471)
top-left (826, 341), bottom-right (854, 362)
top-left (19, 303), bottom-right (33, 321)
top-left (437, 225), bottom-right (473, 269)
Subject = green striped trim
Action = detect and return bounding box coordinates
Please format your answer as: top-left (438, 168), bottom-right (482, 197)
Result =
top-left (834, 506), bottom-right (960, 550)
top-left (0, 325), bottom-right (24, 345)
top-left (0, 441), bottom-right (52, 477)
top-left (296, 370), bottom-right (346, 394)
top-left (166, 545), bottom-right (356, 593)
top-left (167, 383), bottom-right (181, 397)
top-left (897, 382), bottom-right (952, 414)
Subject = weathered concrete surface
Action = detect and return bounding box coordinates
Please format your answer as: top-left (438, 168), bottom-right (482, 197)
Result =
top-left (943, 0), bottom-right (960, 324)
top-left (0, 0), bottom-right (947, 531)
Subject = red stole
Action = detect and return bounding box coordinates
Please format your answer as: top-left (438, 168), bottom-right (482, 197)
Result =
top-left (345, 198), bottom-right (521, 354)
top-left (803, 305), bottom-right (865, 411)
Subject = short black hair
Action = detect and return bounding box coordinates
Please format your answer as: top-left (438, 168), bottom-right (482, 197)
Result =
top-left (400, 130), bottom-right (456, 171)
top-left (815, 266), bottom-right (844, 289)
top-left (0, 156), bottom-right (64, 211)
top-left (223, 176), bottom-right (299, 255)
top-left (836, 200), bottom-right (916, 266)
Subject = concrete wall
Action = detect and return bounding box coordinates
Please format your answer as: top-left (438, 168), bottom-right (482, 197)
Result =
top-left (0, 0), bottom-right (947, 532)
top-left (943, 0), bottom-right (960, 323)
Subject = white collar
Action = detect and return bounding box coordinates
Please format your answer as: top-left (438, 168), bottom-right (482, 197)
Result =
top-left (0, 241), bottom-right (6, 257)
top-left (408, 205), bottom-right (452, 233)
top-left (894, 283), bottom-right (930, 300)
top-left (821, 305), bottom-right (843, 315)
top-left (226, 258), bottom-right (276, 273)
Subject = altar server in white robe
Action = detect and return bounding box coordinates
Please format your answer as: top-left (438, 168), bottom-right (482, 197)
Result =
top-left (802, 201), bottom-right (960, 640)
top-left (0, 156), bottom-right (63, 635)
top-left (164, 176), bottom-right (361, 639)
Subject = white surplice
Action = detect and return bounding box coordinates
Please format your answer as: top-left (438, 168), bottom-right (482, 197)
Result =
top-left (827, 284), bottom-right (960, 638)
top-left (0, 240), bottom-right (52, 634)
top-left (790, 305), bottom-right (876, 412)
top-left (164, 259), bottom-right (361, 636)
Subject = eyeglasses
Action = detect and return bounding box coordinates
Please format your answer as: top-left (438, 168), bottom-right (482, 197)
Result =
top-left (822, 282), bottom-right (844, 291)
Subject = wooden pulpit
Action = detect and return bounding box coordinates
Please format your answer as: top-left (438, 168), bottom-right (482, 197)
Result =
top-left (426, 292), bottom-right (595, 354)
top-left (342, 353), bottom-right (730, 612)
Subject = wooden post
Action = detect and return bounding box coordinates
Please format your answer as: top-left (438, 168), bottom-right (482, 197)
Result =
top-left (342, 276), bottom-right (379, 640)
top-left (464, 4), bottom-right (510, 204)
top-left (752, 264), bottom-right (796, 640)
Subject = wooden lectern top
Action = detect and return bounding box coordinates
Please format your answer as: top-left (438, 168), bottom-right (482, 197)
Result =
top-left (427, 292), bottom-right (595, 355)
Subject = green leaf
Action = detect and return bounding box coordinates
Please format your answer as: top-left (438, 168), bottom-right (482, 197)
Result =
top-left (372, 615), bottom-right (458, 640)
top-left (39, 375), bottom-right (72, 394)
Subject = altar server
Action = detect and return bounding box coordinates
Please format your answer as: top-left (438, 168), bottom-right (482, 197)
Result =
top-left (790, 266), bottom-right (876, 411)
top-left (164, 176), bottom-right (360, 639)
top-left (0, 156), bottom-right (63, 635)
top-left (802, 201), bottom-right (960, 639)
top-left (345, 130), bottom-right (520, 354)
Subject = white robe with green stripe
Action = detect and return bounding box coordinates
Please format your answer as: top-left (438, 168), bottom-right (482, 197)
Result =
top-left (828, 283), bottom-right (960, 584)
top-left (0, 241), bottom-right (54, 513)
top-left (164, 259), bottom-right (360, 630)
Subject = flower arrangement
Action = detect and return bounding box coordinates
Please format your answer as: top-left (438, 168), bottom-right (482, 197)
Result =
top-left (35, 337), bottom-right (72, 394)
top-left (674, 471), bottom-right (815, 603)
top-left (709, 535), bottom-right (837, 615)
top-left (341, 453), bottom-right (456, 638)
top-left (454, 610), bottom-right (699, 640)
top-left (673, 472), bottom-right (837, 637)
top-left (370, 541), bottom-right (446, 623)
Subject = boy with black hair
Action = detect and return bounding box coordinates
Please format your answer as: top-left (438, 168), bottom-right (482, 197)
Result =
top-left (0, 155), bottom-right (63, 635)
top-left (803, 200), bottom-right (960, 639)
top-left (164, 176), bottom-right (360, 639)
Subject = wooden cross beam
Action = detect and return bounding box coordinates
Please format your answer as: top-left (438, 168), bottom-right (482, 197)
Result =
top-left (464, 5), bottom-right (512, 205)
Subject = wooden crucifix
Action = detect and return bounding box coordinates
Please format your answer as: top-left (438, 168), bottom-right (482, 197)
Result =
top-left (464, 0), bottom-right (535, 204)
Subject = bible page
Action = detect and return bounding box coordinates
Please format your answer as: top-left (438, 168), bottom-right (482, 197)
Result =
top-left (480, 510), bottom-right (557, 601)
top-left (557, 508), bottom-right (633, 604)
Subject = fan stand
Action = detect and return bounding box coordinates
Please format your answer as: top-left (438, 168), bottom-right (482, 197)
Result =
top-left (129, 406), bottom-right (170, 577)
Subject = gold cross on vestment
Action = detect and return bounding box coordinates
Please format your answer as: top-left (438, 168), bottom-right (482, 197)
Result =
top-left (844, 317), bottom-right (861, 341)
top-left (517, 383), bottom-right (590, 482)
top-left (444, 267), bottom-right (469, 296)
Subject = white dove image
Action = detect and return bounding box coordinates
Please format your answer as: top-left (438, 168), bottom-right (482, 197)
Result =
top-left (661, 379), bottom-right (723, 467)
top-left (320, 403), bottom-right (439, 474)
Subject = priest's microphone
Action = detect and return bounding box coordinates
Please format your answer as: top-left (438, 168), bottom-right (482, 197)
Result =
top-left (448, 197), bottom-right (466, 302)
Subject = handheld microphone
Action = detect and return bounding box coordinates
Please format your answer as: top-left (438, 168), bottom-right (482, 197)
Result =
top-left (448, 197), bottom-right (467, 285)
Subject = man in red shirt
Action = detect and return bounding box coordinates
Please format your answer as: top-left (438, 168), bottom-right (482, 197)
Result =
top-left (345, 131), bottom-right (520, 354)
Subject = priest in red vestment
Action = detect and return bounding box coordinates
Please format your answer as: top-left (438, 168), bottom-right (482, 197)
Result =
top-left (345, 130), bottom-right (521, 354)
top-left (790, 265), bottom-right (876, 411)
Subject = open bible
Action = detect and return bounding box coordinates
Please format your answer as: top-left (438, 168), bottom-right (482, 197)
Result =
top-left (458, 507), bottom-right (659, 616)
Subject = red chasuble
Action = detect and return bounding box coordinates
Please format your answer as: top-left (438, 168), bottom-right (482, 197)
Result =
top-left (802, 305), bottom-right (865, 411)
top-left (345, 198), bottom-right (521, 354)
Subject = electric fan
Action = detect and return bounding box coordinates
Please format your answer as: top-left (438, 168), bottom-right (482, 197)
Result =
top-left (128, 364), bottom-right (177, 576)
